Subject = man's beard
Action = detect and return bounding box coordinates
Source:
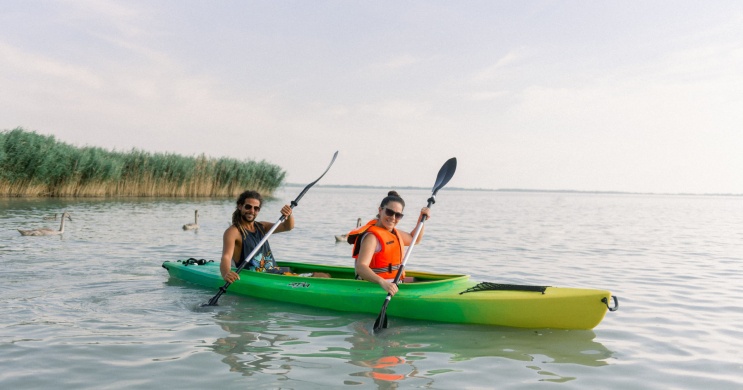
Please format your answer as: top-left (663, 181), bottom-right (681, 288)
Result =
top-left (241, 213), bottom-right (256, 223)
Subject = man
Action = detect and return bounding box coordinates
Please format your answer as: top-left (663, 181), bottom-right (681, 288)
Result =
top-left (220, 190), bottom-right (329, 282)
top-left (220, 190), bottom-right (294, 283)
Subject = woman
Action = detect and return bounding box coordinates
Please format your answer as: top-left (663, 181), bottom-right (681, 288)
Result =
top-left (350, 191), bottom-right (431, 296)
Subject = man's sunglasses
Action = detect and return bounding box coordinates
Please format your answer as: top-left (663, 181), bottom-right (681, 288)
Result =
top-left (242, 204), bottom-right (261, 212)
top-left (382, 208), bottom-right (404, 219)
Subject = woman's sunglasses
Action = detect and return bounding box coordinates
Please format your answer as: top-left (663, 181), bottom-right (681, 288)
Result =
top-left (382, 208), bottom-right (404, 219)
top-left (242, 204), bottom-right (261, 212)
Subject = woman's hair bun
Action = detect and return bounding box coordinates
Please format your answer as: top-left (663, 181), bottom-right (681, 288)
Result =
top-left (380, 190), bottom-right (405, 208)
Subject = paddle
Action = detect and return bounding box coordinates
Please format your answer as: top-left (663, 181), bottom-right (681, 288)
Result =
top-left (203, 151), bottom-right (339, 306)
top-left (372, 157), bottom-right (457, 332)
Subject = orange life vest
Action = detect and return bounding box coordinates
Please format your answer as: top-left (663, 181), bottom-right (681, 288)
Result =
top-left (350, 222), bottom-right (405, 280)
top-left (346, 219), bottom-right (377, 246)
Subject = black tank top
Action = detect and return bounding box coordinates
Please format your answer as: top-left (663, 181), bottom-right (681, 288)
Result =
top-left (239, 223), bottom-right (276, 271)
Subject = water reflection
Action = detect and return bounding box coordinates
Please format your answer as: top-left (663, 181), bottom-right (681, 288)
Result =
top-left (204, 299), bottom-right (613, 387)
top-left (342, 323), bottom-right (430, 388)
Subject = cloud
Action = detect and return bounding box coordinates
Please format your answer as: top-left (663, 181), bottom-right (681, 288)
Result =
top-left (463, 90), bottom-right (510, 102)
top-left (59, 0), bottom-right (149, 38)
top-left (0, 42), bottom-right (102, 89)
top-left (471, 47), bottom-right (532, 83)
top-left (358, 99), bottom-right (432, 120)
top-left (378, 54), bottom-right (421, 69)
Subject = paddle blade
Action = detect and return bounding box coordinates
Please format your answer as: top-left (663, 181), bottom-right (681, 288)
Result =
top-left (373, 296), bottom-right (391, 333)
top-left (432, 157), bottom-right (457, 195)
top-left (202, 296), bottom-right (219, 307)
top-left (372, 314), bottom-right (389, 331)
top-left (373, 313), bottom-right (385, 332)
top-left (292, 151), bottom-right (338, 205)
top-left (202, 286), bottom-right (227, 306)
top-left (373, 311), bottom-right (389, 333)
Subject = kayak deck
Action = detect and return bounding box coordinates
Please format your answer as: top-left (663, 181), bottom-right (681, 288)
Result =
top-left (163, 260), bottom-right (615, 330)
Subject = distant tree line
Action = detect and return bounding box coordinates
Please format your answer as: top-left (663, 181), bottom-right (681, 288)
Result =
top-left (0, 128), bottom-right (285, 197)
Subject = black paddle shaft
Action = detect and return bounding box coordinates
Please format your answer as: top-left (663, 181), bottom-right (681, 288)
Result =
top-left (373, 157), bottom-right (457, 332)
top-left (203, 151), bottom-right (339, 307)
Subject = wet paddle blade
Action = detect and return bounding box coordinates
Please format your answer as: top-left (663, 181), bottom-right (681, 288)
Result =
top-left (373, 296), bottom-right (391, 332)
top-left (202, 286), bottom-right (228, 306)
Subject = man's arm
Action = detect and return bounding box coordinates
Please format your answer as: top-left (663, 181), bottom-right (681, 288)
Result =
top-left (220, 227), bottom-right (240, 283)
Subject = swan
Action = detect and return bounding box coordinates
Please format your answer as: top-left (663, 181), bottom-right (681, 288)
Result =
top-left (42, 213), bottom-right (58, 221)
top-left (183, 210), bottom-right (199, 230)
top-left (335, 218), bottom-right (362, 243)
top-left (19, 212), bottom-right (72, 236)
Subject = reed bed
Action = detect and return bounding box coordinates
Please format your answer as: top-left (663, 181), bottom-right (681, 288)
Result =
top-left (0, 128), bottom-right (285, 197)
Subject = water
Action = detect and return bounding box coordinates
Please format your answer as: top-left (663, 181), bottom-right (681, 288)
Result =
top-left (1, 187), bottom-right (742, 389)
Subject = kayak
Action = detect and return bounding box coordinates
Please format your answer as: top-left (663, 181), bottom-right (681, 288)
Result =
top-left (162, 259), bottom-right (618, 330)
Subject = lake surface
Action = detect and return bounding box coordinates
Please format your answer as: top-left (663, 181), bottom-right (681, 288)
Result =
top-left (1, 187), bottom-right (742, 389)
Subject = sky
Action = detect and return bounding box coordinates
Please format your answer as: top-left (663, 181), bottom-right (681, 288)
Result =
top-left (2, 1), bottom-right (742, 194)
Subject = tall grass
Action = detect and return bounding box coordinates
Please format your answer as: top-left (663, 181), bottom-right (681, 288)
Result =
top-left (0, 128), bottom-right (286, 197)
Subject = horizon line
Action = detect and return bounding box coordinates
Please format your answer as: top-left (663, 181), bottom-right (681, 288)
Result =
top-left (283, 183), bottom-right (743, 197)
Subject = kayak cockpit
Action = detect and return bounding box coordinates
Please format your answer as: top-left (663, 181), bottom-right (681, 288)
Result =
top-left (276, 261), bottom-right (470, 283)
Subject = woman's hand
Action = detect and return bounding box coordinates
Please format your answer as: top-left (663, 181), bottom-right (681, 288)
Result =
top-left (380, 279), bottom-right (399, 296)
top-left (420, 207), bottom-right (431, 221)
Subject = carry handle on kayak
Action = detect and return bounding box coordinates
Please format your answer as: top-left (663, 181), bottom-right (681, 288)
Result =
top-left (372, 157), bottom-right (457, 333)
top-left (202, 151), bottom-right (338, 307)
top-left (602, 296), bottom-right (619, 312)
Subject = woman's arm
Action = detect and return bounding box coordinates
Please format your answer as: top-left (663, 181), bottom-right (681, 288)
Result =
top-left (354, 234), bottom-right (399, 296)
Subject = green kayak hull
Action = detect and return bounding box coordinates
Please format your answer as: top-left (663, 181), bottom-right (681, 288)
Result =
top-left (162, 260), bottom-right (615, 330)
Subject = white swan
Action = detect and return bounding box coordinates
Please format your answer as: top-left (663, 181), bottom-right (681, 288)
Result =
top-left (335, 218), bottom-right (362, 243)
top-left (19, 212), bottom-right (72, 236)
top-left (183, 210), bottom-right (199, 230)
